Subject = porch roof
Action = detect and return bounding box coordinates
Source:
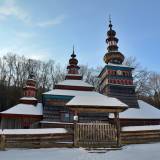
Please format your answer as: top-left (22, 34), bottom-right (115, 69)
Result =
top-left (66, 94), bottom-right (128, 113)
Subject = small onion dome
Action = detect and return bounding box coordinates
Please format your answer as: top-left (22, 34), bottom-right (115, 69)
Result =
top-left (104, 51), bottom-right (124, 64)
top-left (106, 37), bottom-right (119, 43)
top-left (69, 57), bottom-right (78, 65)
top-left (71, 52), bottom-right (76, 58)
top-left (107, 22), bottom-right (116, 37)
top-left (107, 29), bottom-right (116, 37)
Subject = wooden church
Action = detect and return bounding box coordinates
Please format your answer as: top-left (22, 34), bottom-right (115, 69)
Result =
top-left (1, 20), bottom-right (160, 129)
top-left (41, 47), bottom-right (128, 127)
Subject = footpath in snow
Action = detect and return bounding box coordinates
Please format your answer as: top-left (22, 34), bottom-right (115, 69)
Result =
top-left (0, 143), bottom-right (160, 160)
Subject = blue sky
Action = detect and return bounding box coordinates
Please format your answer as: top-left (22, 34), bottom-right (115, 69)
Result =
top-left (0, 0), bottom-right (159, 72)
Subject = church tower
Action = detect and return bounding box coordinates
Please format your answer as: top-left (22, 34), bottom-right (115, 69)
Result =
top-left (99, 19), bottom-right (139, 108)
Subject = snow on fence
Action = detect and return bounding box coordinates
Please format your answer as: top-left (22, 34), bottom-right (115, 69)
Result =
top-left (0, 128), bottom-right (68, 135)
top-left (121, 125), bottom-right (160, 145)
top-left (0, 128), bottom-right (73, 149)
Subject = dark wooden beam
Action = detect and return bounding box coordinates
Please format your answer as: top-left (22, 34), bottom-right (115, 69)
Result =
top-left (114, 112), bottom-right (121, 147)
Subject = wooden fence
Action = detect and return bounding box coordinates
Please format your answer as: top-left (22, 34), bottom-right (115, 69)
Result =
top-left (121, 130), bottom-right (160, 145)
top-left (74, 122), bottom-right (117, 148)
top-left (0, 133), bottom-right (73, 149)
top-left (1, 128), bottom-right (160, 149)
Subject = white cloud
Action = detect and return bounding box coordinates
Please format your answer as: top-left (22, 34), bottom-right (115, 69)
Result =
top-left (36, 15), bottom-right (66, 27)
top-left (0, 0), bottom-right (65, 27)
top-left (15, 31), bottom-right (35, 39)
top-left (0, 0), bottom-right (31, 24)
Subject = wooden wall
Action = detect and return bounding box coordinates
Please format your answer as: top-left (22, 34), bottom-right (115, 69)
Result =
top-left (120, 119), bottom-right (160, 126)
top-left (1, 129), bottom-right (160, 149)
top-left (121, 130), bottom-right (160, 145)
top-left (0, 117), bottom-right (42, 129)
top-left (0, 133), bottom-right (73, 149)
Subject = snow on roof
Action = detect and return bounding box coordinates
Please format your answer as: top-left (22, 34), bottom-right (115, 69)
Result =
top-left (44, 89), bottom-right (98, 96)
top-left (66, 94), bottom-right (128, 108)
top-left (0, 128), bottom-right (67, 135)
top-left (66, 74), bottom-right (82, 76)
top-left (56, 79), bottom-right (93, 87)
top-left (0, 103), bottom-right (42, 116)
top-left (107, 63), bottom-right (134, 68)
top-left (20, 97), bottom-right (37, 101)
top-left (118, 100), bottom-right (160, 119)
top-left (44, 89), bottom-right (127, 108)
top-left (122, 125), bottom-right (160, 131)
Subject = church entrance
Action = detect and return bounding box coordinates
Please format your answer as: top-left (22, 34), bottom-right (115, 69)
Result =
top-left (67, 102), bottom-right (125, 148)
top-left (74, 121), bottom-right (118, 148)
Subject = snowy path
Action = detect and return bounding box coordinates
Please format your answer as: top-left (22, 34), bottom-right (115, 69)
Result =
top-left (1, 143), bottom-right (160, 160)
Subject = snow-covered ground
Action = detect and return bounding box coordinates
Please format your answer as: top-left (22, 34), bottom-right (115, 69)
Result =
top-left (0, 128), bottom-right (68, 134)
top-left (122, 125), bottom-right (160, 131)
top-left (1, 143), bottom-right (160, 160)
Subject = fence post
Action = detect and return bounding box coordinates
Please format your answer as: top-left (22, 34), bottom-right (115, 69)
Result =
top-left (73, 112), bottom-right (78, 147)
top-left (0, 134), bottom-right (6, 151)
top-left (114, 112), bottom-right (121, 148)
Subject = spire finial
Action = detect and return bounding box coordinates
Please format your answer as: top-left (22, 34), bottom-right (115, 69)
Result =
top-left (73, 45), bottom-right (75, 54)
top-left (71, 45), bottom-right (76, 58)
top-left (109, 14), bottom-right (113, 29)
top-left (109, 14), bottom-right (111, 23)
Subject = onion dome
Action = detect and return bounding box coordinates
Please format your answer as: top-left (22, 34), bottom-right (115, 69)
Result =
top-left (69, 49), bottom-right (78, 65)
top-left (67, 46), bottom-right (80, 69)
top-left (104, 19), bottom-right (124, 64)
top-left (67, 46), bottom-right (80, 74)
top-left (65, 47), bottom-right (83, 80)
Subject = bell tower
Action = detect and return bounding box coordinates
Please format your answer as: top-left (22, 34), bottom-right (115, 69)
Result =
top-left (99, 19), bottom-right (139, 108)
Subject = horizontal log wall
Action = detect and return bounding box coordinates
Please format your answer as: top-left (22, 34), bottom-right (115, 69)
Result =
top-left (40, 122), bottom-right (73, 130)
top-left (0, 133), bottom-right (73, 149)
top-left (121, 130), bottom-right (160, 145)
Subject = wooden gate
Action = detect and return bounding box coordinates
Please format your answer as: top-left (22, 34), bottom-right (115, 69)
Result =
top-left (74, 122), bottom-right (118, 148)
